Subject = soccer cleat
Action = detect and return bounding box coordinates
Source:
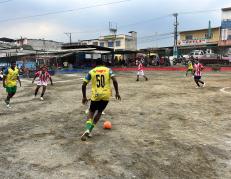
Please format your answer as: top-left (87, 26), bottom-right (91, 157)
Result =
top-left (195, 86), bottom-right (200, 88)
top-left (6, 104), bottom-right (11, 109)
top-left (202, 83), bottom-right (206, 87)
top-left (81, 130), bottom-right (90, 141)
top-left (40, 97), bottom-right (44, 101)
top-left (102, 111), bottom-right (105, 115)
top-left (85, 109), bottom-right (89, 114)
top-left (88, 133), bottom-right (92, 138)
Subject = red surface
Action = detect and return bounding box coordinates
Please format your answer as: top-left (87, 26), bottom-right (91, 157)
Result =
top-left (112, 67), bottom-right (231, 72)
top-left (220, 67), bottom-right (231, 71)
top-left (113, 67), bottom-right (210, 72)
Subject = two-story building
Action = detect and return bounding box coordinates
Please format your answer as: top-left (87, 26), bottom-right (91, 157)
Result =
top-left (78, 31), bottom-right (137, 64)
top-left (178, 27), bottom-right (220, 54)
top-left (219, 7), bottom-right (231, 47)
top-left (79, 31), bottom-right (137, 51)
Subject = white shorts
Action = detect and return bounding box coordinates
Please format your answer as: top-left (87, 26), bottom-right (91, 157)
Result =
top-left (37, 81), bottom-right (48, 86)
top-left (137, 70), bottom-right (144, 76)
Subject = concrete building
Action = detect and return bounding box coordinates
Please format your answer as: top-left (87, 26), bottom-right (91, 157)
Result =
top-left (15, 38), bottom-right (63, 51)
top-left (178, 27), bottom-right (220, 47)
top-left (219, 7), bottom-right (231, 47)
top-left (78, 31), bottom-right (137, 51)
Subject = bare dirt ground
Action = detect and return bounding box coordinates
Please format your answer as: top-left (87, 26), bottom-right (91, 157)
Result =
top-left (0, 71), bottom-right (231, 179)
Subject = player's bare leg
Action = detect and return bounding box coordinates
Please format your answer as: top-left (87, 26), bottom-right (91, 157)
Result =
top-left (34, 86), bottom-right (41, 97)
top-left (136, 75), bottom-right (139, 81)
top-left (81, 110), bottom-right (95, 141)
top-left (40, 86), bottom-right (46, 100)
top-left (143, 75), bottom-right (148, 81)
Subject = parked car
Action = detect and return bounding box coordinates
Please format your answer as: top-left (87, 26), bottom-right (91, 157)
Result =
top-left (183, 50), bottom-right (205, 60)
top-left (222, 54), bottom-right (231, 63)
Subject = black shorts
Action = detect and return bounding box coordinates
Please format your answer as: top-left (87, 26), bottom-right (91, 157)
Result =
top-left (194, 76), bottom-right (201, 80)
top-left (90, 100), bottom-right (109, 112)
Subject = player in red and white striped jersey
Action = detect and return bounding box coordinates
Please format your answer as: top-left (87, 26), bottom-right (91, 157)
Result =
top-left (32, 65), bottom-right (53, 100)
top-left (136, 59), bottom-right (148, 81)
top-left (193, 60), bottom-right (205, 88)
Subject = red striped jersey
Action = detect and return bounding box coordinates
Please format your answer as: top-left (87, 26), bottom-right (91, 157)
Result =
top-left (194, 63), bottom-right (204, 76)
top-left (35, 71), bottom-right (51, 83)
top-left (138, 63), bottom-right (143, 71)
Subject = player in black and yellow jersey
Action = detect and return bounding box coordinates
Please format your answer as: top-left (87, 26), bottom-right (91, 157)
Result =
top-left (81, 59), bottom-right (121, 141)
top-left (3, 62), bottom-right (21, 108)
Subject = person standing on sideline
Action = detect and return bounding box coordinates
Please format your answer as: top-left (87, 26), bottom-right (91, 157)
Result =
top-left (193, 60), bottom-right (205, 88)
top-left (81, 59), bottom-right (121, 141)
top-left (2, 62), bottom-right (21, 108)
top-left (186, 60), bottom-right (194, 76)
top-left (136, 59), bottom-right (148, 81)
top-left (32, 65), bottom-right (53, 101)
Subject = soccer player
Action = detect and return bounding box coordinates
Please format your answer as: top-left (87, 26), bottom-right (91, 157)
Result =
top-left (186, 60), bottom-right (193, 76)
top-left (136, 59), bottom-right (148, 81)
top-left (193, 60), bottom-right (205, 88)
top-left (0, 67), bottom-right (3, 81)
top-left (81, 59), bottom-right (121, 141)
top-left (32, 65), bottom-right (53, 100)
top-left (2, 62), bottom-right (21, 108)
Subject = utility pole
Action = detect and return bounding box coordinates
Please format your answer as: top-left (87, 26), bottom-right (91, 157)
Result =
top-left (173, 13), bottom-right (178, 58)
top-left (64, 32), bottom-right (72, 44)
top-left (109, 21), bottom-right (117, 65)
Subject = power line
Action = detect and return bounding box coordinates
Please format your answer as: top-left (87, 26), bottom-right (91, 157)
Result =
top-left (138, 32), bottom-right (174, 40)
top-left (0, 0), bottom-right (132, 22)
top-left (138, 35), bottom-right (174, 44)
top-left (178, 9), bottom-right (219, 15)
top-left (67, 15), bottom-right (172, 35)
top-left (66, 8), bottom-right (220, 36)
top-left (119, 14), bottom-right (172, 29)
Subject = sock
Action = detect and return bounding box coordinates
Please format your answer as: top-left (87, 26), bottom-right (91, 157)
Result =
top-left (85, 119), bottom-right (94, 132)
top-left (89, 123), bottom-right (95, 132)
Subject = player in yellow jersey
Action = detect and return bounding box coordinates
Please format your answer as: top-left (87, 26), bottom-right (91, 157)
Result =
top-left (3, 62), bottom-right (21, 108)
top-left (186, 60), bottom-right (194, 76)
top-left (81, 59), bottom-right (121, 141)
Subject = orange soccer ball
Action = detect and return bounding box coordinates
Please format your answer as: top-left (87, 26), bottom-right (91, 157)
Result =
top-left (103, 121), bottom-right (112, 129)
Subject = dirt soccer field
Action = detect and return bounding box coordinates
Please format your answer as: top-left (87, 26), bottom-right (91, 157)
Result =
top-left (0, 71), bottom-right (231, 179)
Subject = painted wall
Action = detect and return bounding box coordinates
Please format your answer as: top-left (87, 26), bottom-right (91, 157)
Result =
top-left (178, 28), bottom-right (219, 46)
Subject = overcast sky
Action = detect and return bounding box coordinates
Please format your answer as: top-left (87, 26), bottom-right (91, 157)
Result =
top-left (0, 0), bottom-right (231, 49)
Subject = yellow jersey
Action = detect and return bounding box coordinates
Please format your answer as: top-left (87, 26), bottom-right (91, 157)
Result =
top-left (84, 66), bottom-right (114, 101)
top-left (4, 67), bottom-right (19, 87)
top-left (188, 62), bottom-right (193, 70)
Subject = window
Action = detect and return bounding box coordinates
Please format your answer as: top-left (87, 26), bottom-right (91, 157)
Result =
top-left (115, 40), bottom-right (121, 47)
top-left (100, 42), bottom-right (104, 47)
top-left (93, 42), bottom-right (98, 46)
top-left (205, 33), bottom-right (213, 39)
top-left (185, 35), bottom-right (193, 40)
top-left (108, 41), bottom-right (114, 47)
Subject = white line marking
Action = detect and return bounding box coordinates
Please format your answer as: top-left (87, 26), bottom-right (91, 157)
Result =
top-left (220, 87), bottom-right (231, 94)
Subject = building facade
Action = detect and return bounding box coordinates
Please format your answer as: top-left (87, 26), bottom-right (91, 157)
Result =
top-left (15, 38), bottom-right (63, 51)
top-left (78, 31), bottom-right (137, 51)
top-left (219, 7), bottom-right (231, 46)
top-left (178, 27), bottom-right (220, 47)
